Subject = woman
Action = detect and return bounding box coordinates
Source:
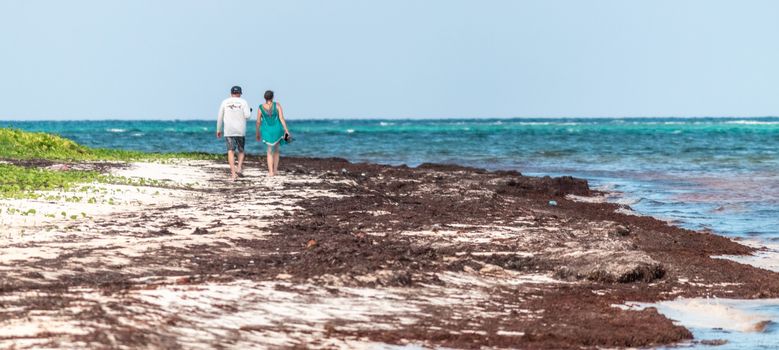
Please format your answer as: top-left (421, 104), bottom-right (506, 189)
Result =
top-left (255, 90), bottom-right (290, 176)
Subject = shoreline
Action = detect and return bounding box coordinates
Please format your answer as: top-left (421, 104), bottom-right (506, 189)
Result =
top-left (2, 156), bottom-right (779, 348)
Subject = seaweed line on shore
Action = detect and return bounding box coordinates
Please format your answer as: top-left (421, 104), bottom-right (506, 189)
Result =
top-left (1, 156), bottom-right (778, 349)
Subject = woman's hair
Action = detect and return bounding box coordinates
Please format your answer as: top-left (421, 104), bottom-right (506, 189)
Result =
top-left (264, 90), bottom-right (274, 101)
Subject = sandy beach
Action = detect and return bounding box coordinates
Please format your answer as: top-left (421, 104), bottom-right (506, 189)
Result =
top-left (2, 157), bottom-right (779, 349)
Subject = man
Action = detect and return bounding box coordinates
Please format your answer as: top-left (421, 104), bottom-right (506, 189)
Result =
top-left (216, 85), bottom-right (251, 181)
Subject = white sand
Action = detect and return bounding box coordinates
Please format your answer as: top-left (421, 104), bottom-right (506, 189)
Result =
top-left (0, 160), bottom-right (563, 349)
top-left (0, 271), bottom-right (556, 350)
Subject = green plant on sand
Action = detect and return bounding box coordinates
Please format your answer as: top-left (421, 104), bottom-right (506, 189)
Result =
top-left (0, 128), bottom-right (219, 161)
top-left (0, 164), bottom-right (103, 199)
top-left (0, 128), bottom-right (219, 198)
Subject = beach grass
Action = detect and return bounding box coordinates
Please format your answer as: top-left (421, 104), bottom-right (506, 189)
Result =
top-left (0, 164), bottom-right (102, 199)
top-left (0, 163), bottom-right (169, 199)
top-left (0, 128), bottom-right (219, 161)
top-left (0, 128), bottom-right (214, 198)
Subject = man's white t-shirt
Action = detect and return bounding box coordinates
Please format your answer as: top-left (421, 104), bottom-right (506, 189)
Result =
top-left (217, 97), bottom-right (251, 137)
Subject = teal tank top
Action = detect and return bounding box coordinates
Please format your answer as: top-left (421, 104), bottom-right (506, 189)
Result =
top-left (260, 102), bottom-right (286, 146)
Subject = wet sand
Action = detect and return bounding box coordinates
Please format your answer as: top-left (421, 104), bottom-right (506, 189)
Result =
top-left (2, 157), bottom-right (779, 349)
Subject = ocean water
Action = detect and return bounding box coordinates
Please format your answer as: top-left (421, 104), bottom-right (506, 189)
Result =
top-left (2, 117), bottom-right (779, 348)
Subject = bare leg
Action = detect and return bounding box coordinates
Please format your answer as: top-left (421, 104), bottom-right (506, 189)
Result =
top-left (272, 144), bottom-right (280, 175)
top-left (227, 150), bottom-right (237, 180)
top-left (237, 152), bottom-right (245, 175)
top-left (266, 145), bottom-right (275, 176)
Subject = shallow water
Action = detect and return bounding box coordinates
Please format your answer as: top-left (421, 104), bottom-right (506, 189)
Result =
top-left (627, 298), bottom-right (779, 349)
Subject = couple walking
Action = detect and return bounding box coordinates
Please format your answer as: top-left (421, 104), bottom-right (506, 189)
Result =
top-left (216, 86), bottom-right (291, 181)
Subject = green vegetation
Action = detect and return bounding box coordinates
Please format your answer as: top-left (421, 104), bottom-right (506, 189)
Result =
top-left (0, 163), bottom-right (173, 199)
top-left (0, 128), bottom-right (219, 161)
top-left (0, 164), bottom-right (103, 198)
top-left (0, 128), bottom-right (215, 198)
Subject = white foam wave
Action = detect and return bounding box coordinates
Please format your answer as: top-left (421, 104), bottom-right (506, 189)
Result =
top-left (714, 239), bottom-right (779, 272)
top-left (614, 207), bottom-right (643, 216)
top-left (107, 128), bottom-right (126, 133)
top-left (346, 129), bottom-right (355, 133)
top-left (565, 194), bottom-right (606, 203)
top-left (619, 298), bottom-right (778, 333)
top-left (593, 183), bottom-right (618, 192)
top-left (517, 122), bottom-right (580, 126)
top-left (518, 122), bottom-right (551, 126)
top-left (725, 120), bottom-right (779, 125)
top-left (379, 122), bottom-right (394, 126)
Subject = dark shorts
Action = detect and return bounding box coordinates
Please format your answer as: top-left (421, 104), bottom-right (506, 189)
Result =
top-left (225, 136), bottom-right (245, 153)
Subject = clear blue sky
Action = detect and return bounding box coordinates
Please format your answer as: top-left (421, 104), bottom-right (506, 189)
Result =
top-left (1, 0), bottom-right (778, 120)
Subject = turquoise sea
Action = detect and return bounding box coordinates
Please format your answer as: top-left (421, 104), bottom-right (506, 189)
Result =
top-left (3, 117), bottom-right (779, 348)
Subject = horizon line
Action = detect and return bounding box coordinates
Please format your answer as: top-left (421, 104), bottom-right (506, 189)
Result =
top-left (2, 115), bottom-right (779, 122)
